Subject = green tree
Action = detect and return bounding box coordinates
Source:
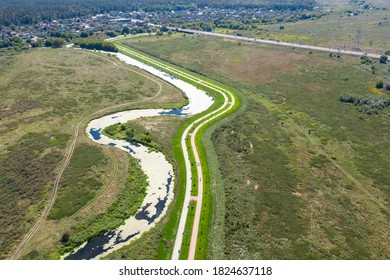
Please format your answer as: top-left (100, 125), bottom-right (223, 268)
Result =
top-left (30, 41), bottom-right (39, 48)
top-left (105, 31), bottom-right (116, 38)
top-left (379, 55), bottom-right (388, 64)
top-left (52, 38), bottom-right (65, 48)
top-left (45, 39), bottom-right (53, 47)
top-left (121, 26), bottom-right (130, 35)
top-left (80, 31), bottom-right (89, 38)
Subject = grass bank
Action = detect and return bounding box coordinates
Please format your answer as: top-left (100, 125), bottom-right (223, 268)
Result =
top-left (120, 34), bottom-right (390, 259)
top-left (113, 42), bottom-right (240, 259)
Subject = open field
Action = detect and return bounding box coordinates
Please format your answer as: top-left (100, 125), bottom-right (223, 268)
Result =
top-left (213, 8), bottom-right (390, 54)
top-left (0, 48), bottom-right (186, 259)
top-left (122, 34), bottom-right (390, 259)
top-left (255, 10), bottom-right (390, 54)
top-left (317, 0), bottom-right (390, 9)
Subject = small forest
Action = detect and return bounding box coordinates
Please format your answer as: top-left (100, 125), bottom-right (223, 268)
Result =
top-left (0, 0), bottom-right (317, 26)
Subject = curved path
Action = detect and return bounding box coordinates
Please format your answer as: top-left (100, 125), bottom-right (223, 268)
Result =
top-left (113, 44), bottom-right (237, 260)
top-left (10, 51), bottom-right (166, 260)
top-left (185, 76), bottom-right (236, 259)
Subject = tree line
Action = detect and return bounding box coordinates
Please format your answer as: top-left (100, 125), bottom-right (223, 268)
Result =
top-left (75, 38), bottom-right (118, 52)
top-left (0, 0), bottom-right (317, 26)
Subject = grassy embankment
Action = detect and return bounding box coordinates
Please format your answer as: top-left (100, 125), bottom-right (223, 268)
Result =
top-left (103, 42), bottom-right (239, 260)
top-left (120, 34), bottom-right (390, 259)
top-left (0, 48), bottom-right (186, 259)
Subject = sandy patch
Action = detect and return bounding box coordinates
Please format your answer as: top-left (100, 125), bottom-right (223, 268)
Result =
top-left (292, 192), bottom-right (303, 197)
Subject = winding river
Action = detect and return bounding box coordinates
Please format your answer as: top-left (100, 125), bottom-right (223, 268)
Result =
top-left (64, 52), bottom-right (213, 260)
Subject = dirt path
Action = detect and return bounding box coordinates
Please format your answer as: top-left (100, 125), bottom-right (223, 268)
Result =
top-left (10, 50), bottom-right (164, 260)
top-left (186, 84), bottom-right (235, 260)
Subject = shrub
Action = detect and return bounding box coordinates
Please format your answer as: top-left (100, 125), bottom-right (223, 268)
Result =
top-left (360, 55), bottom-right (372, 64)
top-left (379, 55), bottom-right (388, 64)
top-left (376, 80), bottom-right (384, 89)
top-left (104, 123), bottom-right (120, 136)
top-left (52, 38), bottom-right (65, 48)
top-left (105, 31), bottom-right (116, 37)
top-left (44, 39), bottom-right (53, 47)
top-left (30, 41), bottom-right (39, 48)
top-left (339, 93), bottom-right (390, 114)
top-left (309, 154), bottom-right (329, 168)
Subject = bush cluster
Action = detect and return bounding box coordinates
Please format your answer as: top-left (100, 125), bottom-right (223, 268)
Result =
top-left (360, 55), bottom-right (372, 64)
top-left (339, 93), bottom-right (390, 115)
top-left (76, 38), bottom-right (118, 52)
top-left (104, 123), bottom-right (157, 150)
top-left (45, 38), bottom-right (65, 48)
top-left (0, 36), bottom-right (28, 50)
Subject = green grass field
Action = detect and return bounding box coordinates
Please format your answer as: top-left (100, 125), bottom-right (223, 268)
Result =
top-left (121, 33), bottom-right (390, 259)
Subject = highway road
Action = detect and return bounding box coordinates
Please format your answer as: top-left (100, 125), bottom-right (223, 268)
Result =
top-left (168, 27), bottom-right (382, 59)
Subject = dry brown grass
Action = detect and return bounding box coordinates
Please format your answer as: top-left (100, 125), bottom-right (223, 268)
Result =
top-left (19, 145), bottom-right (130, 259)
top-left (218, 45), bottom-right (335, 84)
